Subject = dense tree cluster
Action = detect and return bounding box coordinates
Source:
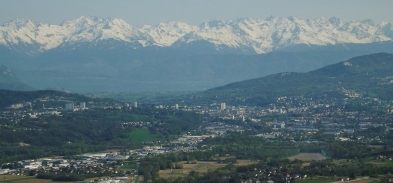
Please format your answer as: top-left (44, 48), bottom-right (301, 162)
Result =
top-left (0, 107), bottom-right (203, 164)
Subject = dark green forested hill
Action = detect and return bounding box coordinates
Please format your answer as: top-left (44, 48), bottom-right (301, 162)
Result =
top-left (0, 89), bottom-right (203, 163)
top-left (0, 89), bottom-right (100, 109)
top-left (182, 53), bottom-right (393, 106)
top-left (0, 64), bottom-right (32, 91)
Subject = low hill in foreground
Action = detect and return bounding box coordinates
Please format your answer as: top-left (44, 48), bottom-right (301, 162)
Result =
top-left (0, 89), bottom-right (203, 163)
top-left (0, 89), bottom-right (97, 109)
top-left (181, 53), bottom-right (393, 106)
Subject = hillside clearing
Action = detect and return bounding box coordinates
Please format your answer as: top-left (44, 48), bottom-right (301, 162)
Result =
top-left (288, 153), bottom-right (326, 161)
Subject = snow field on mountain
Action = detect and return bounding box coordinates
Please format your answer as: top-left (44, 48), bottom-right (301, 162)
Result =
top-left (1, 16), bottom-right (392, 54)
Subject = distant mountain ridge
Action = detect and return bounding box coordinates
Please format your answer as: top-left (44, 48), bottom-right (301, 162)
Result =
top-left (1, 16), bottom-right (393, 54)
top-left (0, 63), bottom-right (31, 91)
top-left (177, 53), bottom-right (393, 106)
top-left (1, 41), bottom-right (393, 92)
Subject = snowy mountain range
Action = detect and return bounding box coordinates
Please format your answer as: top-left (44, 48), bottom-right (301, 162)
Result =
top-left (1, 16), bottom-right (393, 54)
top-left (1, 16), bottom-right (393, 92)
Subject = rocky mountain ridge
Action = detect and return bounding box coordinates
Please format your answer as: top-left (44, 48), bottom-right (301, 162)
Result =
top-left (0, 63), bottom-right (32, 90)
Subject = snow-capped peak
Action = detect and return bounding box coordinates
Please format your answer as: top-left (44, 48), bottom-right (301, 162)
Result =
top-left (1, 16), bottom-right (393, 54)
top-left (3, 18), bottom-right (37, 28)
top-left (142, 21), bottom-right (198, 46)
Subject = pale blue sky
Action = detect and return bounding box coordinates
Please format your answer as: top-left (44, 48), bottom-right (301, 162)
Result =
top-left (1, 0), bottom-right (392, 26)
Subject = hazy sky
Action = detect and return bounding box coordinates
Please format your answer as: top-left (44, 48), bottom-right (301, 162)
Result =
top-left (1, 0), bottom-right (392, 26)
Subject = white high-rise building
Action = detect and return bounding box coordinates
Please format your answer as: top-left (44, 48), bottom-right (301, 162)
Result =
top-left (280, 122), bottom-right (286, 128)
top-left (65, 103), bottom-right (74, 111)
top-left (175, 104), bottom-right (179, 110)
top-left (80, 102), bottom-right (86, 109)
top-left (220, 103), bottom-right (226, 110)
top-left (133, 101), bottom-right (138, 108)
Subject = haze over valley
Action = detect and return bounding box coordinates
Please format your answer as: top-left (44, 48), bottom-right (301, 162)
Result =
top-left (1, 16), bottom-right (393, 92)
top-left (1, 1), bottom-right (393, 183)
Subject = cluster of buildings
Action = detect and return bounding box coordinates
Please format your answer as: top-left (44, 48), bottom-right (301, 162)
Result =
top-left (150, 94), bottom-right (393, 144)
top-left (1, 152), bottom-right (129, 173)
top-left (128, 123), bottom-right (246, 158)
top-left (2, 89), bottom-right (393, 181)
top-left (0, 119), bottom-right (249, 182)
top-left (0, 152), bottom-right (136, 183)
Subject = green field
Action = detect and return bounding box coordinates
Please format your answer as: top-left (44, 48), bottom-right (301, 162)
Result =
top-left (107, 113), bottom-right (150, 121)
top-left (169, 171), bottom-right (188, 177)
top-left (370, 160), bottom-right (393, 167)
top-left (134, 175), bottom-right (140, 182)
top-left (127, 127), bottom-right (161, 143)
top-left (129, 114), bottom-right (150, 121)
top-left (295, 177), bottom-right (334, 183)
top-left (0, 176), bottom-right (35, 183)
top-left (362, 157), bottom-right (393, 167)
top-left (194, 164), bottom-right (210, 170)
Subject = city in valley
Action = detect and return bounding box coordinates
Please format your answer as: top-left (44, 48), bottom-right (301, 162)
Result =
top-left (1, 2), bottom-right (393, 183)
top-left (1, 86), bottom-right (393, 182)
